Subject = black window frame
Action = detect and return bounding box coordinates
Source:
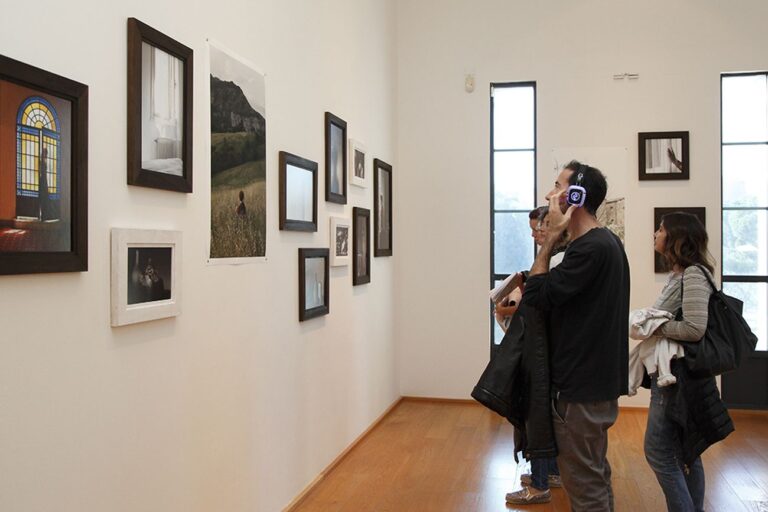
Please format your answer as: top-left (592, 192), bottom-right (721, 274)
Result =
top-left (489, 81), bottom-right (537, 357)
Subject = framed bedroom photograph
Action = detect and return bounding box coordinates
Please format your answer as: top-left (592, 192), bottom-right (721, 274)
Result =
top-left (639, 131), bottom-right (689, 181)
top-left (349, 139), bottom-right (367, 188)
top-left (299, 248), bottom-right (329, 321)
top-left (353, 207), bottom-right (370, 285)
top-left (127, 17), bottom-right (193, 193)
top-left (0, 53), bottom-right (89, 275)
top-left (373, 158), bottom-right (392, 256)
top-left (653, 207), bottom-right (705, 273)
top-left (279, 151), bottom-right (317, 231)
top-left (111, 228), bottom-right (182, 326)
top-left (330, 216), bottom-right (351, 267)
top-left (325, 112), bottom-right (347, 204)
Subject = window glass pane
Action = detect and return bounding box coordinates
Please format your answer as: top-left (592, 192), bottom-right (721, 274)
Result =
top-left (493, 86), bottom-right (534, 150)
top-left (723, 75), bottom-right (768, 143)
top-left (494, 212), bottom-right (534, 275)
top-left (723, 209), bottom-right (768, 275)
top-left (494, 151), bottom-right (534, 210)
top-left (722, 282), bottom-right (768, 351)
top-left (723, 144), bottom-right (768, 208)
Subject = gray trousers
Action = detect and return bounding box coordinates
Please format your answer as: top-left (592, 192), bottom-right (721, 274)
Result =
top-left (552, 398), bottom-right (618, 512)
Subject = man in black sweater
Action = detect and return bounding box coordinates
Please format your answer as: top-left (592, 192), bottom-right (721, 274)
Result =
top-left (519, 161), bottom-right (629, 512)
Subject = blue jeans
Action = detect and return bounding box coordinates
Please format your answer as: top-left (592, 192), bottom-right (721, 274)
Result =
top-left (531, 457), bottom-right (559, 490)
top-left (644, 377), bottom-right (705, 512)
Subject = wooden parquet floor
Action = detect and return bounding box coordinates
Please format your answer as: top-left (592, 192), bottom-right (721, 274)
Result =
top-left (290, 399), bottom-right (768, 512)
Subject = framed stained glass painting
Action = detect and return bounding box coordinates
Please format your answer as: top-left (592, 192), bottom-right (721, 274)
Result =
top-left (0, 54), bottom-right (88, 275)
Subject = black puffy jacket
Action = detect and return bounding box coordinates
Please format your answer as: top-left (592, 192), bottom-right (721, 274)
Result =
top-left (643, 359), bottom-right (734, 465)
top-left (472, 303), bottom-right (557, 460)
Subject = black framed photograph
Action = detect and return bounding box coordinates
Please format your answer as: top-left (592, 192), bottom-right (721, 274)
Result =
top-left (353, 207), bottom-right (370, 285)
top-left (299, 248), bottom-right (329, 321)
top-left (111, 228), bottom-right (181, 326)
top-left (279, 151), bottom-right (317, 231)
top-left (127, 18), bottom-right (193, 193)
top-left (0, 54), bottom-right (88, 275)
top-left (373, 159), bottom-right (392, 256)
top-left (654, 207), bottom-right (705, 273)
top-left (639, 131), bottom-right (689, 181)
top-left (325, 112), bottom-right (347, 204)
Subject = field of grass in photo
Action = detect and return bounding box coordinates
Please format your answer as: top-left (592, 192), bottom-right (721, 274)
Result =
top-left (210, 158), bottom-right (266, 259)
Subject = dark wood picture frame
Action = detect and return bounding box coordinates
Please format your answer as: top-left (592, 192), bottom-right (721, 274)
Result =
top-left (654, 207), bottom-right (706, 273)
top-left (353, 207), bottom-right (371, 285)
top-left (0, 54), bottom-right (88, 275)
top-left (639, 131), bottom-right (689, 181)
top-left (324, 112), bottom-right (347, 204)
top-left (127, 17), bottom-right (193, 193)
top-left (299, 248), bottom-right (330, 321)
top-left (279, 151), bottom-right (318, 231)
top-left (373, 158), bottom-right (393, 257)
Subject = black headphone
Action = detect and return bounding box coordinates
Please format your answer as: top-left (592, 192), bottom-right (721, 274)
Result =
top-left (566, 164), bottom-right (588, 207)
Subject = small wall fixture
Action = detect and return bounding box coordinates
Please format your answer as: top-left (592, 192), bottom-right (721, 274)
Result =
top-left (613, 73), bottom-right (639, 80)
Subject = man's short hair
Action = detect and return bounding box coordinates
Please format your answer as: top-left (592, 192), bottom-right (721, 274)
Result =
top-left (563, 160), bottom-right (607, 216)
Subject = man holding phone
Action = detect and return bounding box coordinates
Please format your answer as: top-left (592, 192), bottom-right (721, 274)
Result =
top-left (517, 161), bottom-right (630, 512)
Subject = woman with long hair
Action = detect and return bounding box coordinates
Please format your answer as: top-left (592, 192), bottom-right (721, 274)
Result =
top-left (645, 212), bottom-right (733, 511)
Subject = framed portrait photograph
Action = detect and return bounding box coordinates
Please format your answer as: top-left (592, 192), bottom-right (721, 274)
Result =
top-left (325, 112), bottom-right (347, 204)
top-left (111, 228), bottom-right (181, 326)
top-left (279, 151), bottom-right (317, 231)
top-left (330, 216), bottom-right (351, 267)
top-left (0, 54), bottom-right (88, 275)
top-left (653, 207), bottom-right (705, 273)
top-left (349, 139), bottom-right (367, 188)
top-left (353, 207), bottom-right (371, 285)
top-left (373, 159), bottom-right (393, 257)
top-left (639, 131), bottom-right (689, 181)
top-left (299, 248), bottom-right (329, 321)
top-left (127, 18), bottom-right (193, 193)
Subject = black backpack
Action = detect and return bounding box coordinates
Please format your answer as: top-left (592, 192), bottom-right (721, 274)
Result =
top-left (677, 265), bottom-right (758, 377)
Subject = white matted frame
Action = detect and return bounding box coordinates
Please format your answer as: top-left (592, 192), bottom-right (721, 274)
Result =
top-left (349, 139), bottom-right (368, 188)
top-left (330, 216), bottom-right (351, 267)
top-left (111, 228), bottom-right (182, 326)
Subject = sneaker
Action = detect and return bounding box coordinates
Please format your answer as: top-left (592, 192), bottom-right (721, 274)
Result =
top-left (520, 473), bottom-right (562, 488)
top-left (505, 487), bottom-right (552, 505)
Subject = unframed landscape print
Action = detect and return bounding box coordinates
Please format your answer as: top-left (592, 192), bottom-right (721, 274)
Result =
top-left (209, 44), bottom-right (266, 259)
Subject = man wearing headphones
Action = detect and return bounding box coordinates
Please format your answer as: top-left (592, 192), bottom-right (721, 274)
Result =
top-left (518, 160), bottom-right (630, 511)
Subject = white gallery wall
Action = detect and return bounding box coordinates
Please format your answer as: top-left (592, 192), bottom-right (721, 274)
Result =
top-left (394, 0), bottom-right (768, 405)
top-left (0, 1), bottom-right (396, 511)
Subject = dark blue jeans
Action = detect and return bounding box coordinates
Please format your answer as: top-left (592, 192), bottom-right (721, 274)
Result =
top-left (644, 377), bottom-right (705, 512)
top-left (531, 457), bottom-right (559, 490)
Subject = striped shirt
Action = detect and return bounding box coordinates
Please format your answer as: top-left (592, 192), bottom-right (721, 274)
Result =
top-left (653, 265), bottom-right (714, 342)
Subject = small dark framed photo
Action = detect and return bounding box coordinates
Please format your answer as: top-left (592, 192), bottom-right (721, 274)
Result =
top-left (653, 207), bottom-right (705, 273)
top-left (325, 112), bottom-right (347, 204)
top-left (0, 54), bottom-right (89, 275)
top-left (373, 159), bottom-right (392, 256)
top-left (638, 131), bottom-right (689, 181)
top-left (279, 151), bottom-right (318, 231)
top-left (299, 248), bottom-right (329, 321)
top-left (127, 18), bottom-right (193, 193)
top-left (353, 207), bottom-right (371, 285)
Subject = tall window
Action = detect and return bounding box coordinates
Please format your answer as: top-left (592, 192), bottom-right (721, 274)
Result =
top-left (16, 96), bottom-right (60, 198)
top-left (490, 82), bottom-right (536, 350)
top-left (721, 73), bottom-right (768, 352)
